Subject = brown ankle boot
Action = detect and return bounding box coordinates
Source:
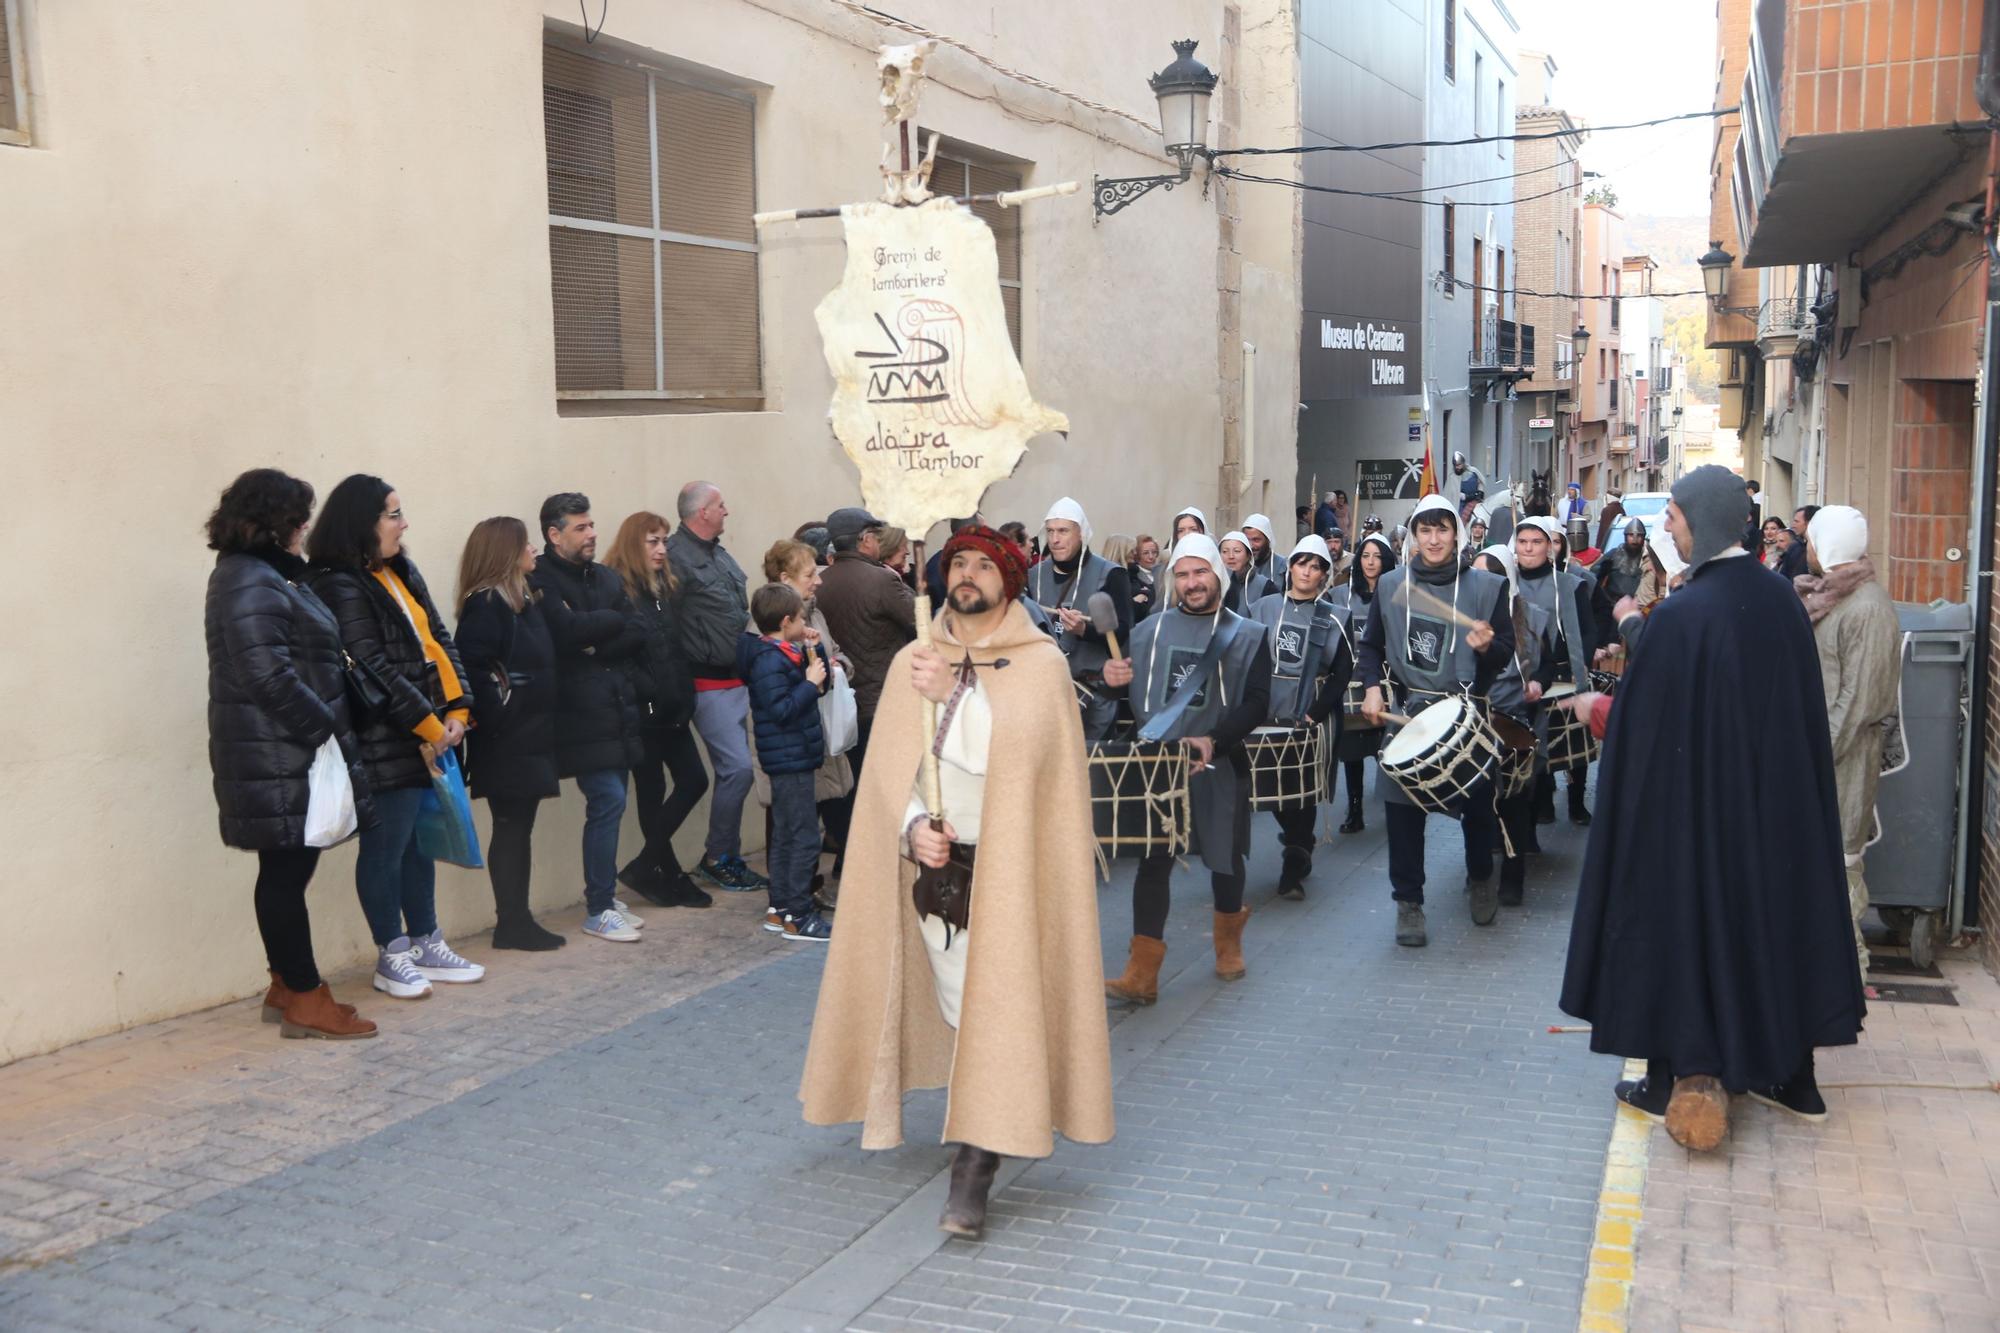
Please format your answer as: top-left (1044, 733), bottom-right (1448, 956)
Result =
top-left (1213, 908), bottom-right (1251, 981)
top-left (278, 984), bottom-right (377, 1040)
top-left (938, 1144), bottom-right (1002, 1237)
top-left (262, 971), bottom-right (356, 1024)
top-left (1104, 936), bottom-right (1167, 1005)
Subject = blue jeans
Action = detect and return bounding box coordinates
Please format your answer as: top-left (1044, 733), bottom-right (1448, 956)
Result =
top-left (576, 769), bottom-right (628, 915)
top-left (354, 787), bottom-right (438, 947)
top-left (766, 770), bottom-right (820, 919)
top-left (692, 686), bottom-right (753, 861)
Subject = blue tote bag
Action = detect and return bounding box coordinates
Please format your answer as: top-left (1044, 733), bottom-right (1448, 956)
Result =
top-left (415, 748), bottom-right (485, 869)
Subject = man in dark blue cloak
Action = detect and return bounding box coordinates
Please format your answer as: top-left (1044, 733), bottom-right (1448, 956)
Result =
top-left (1559, 465), bottom-right (1865, 1151)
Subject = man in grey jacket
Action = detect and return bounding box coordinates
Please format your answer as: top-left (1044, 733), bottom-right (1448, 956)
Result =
top-left (668, 481), bottom-right (766, 893)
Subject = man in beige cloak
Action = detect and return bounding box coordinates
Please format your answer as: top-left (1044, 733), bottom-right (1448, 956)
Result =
top-left (799, 524), bottom-right (1114, 1237)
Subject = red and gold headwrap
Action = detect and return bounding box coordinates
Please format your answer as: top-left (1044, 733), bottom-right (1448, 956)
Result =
top-left (939, 524), bottom-right (1029, 602)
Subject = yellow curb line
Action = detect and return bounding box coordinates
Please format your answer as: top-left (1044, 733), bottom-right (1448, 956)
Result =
top-left (1577, 1057), bottom-right (1652, 1332)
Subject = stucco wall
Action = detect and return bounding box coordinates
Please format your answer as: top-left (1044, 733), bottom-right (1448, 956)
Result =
top-left (0, 0), bottom-right (1294, 1061)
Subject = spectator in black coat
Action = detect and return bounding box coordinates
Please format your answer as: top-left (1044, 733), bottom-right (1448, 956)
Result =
top-left (454, 516), bottom-right (565, 952)
top-left (310, 475), bottom-right (486, 1001)
top-left (604, 510), bottom-right (713, 911)
top-left (204, 469), bottom-right (377, 1040)
top-left (531, 492), bottom-right (647, 944)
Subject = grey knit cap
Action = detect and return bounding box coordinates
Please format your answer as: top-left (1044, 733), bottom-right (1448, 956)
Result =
top-left (1670, 465), bottom-right (1751, 569)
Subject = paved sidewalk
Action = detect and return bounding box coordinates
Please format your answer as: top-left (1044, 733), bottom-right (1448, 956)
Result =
top-left (1, 807), bottom-right (1620, 1331)
top-left (1621, 939), bottom-right (2000, 1332)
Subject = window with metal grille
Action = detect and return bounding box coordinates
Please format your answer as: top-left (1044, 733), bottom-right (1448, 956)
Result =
top-left (930, 151), bottom-right (1024, 356)
top-left (543, 40), bottom-right (760, 404)
top-left (1, 0), bottom-right (30, 146)
top-left (1442, 0), bottom-right (1455, 82)
top-left (1441, 203), bottom-right (1456, 295)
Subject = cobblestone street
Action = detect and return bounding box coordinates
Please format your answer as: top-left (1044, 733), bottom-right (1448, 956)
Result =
top-left (3, 806), bottom-right (1996, 1332)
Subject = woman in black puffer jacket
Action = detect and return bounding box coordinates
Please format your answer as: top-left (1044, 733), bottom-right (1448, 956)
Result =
top-left (603, 511), bottom-right (712, 909)
top-left (309, 475), bottom-right (484, 1004)
top-left (454, 517), bottom-right (567, 952)
top-left (204, 469), bottom-right (376, 1040)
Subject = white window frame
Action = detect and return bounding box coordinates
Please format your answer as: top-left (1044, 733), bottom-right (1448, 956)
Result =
top-left (1, 0), bottom-right (30, 148)
top-left (545, 41), bottom-right (761, 401)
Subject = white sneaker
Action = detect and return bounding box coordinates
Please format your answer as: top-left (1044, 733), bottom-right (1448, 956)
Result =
top-left (410, 931), bottom-right (485, 983)
top-left (582, 909), bottom-right (641, 943)
top-left (611, 898), bottom-right (645, 929)
top-left (372, 938), bottom-right (433, 998)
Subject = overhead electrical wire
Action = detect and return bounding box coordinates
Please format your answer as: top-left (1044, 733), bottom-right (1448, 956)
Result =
top-left (1212, 106), bottom-right (1739, 157)
top-left (1435, 275), bottom-right (1712, 301)
top-left (1218, 167), bottom-right (1588, 209)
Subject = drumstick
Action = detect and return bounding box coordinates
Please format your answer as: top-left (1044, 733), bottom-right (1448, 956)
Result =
top-left (1396, 578), bottom-right (1486, 633)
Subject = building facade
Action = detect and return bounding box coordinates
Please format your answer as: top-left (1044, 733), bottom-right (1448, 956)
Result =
top-left (1510, 51), bottom-right (1584, 501)
top-left (0, 0), bottom-right (1303, 1059)
top-left (1573, 201), bottom-right (1624, 502)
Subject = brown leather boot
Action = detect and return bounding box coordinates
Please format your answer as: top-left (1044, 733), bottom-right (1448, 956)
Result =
top-left (1665, 1075), bottom-right (1730, 1151)
top-left (278, 984), bottom-right (377, 1040)
top-left (1213, 908), bottom-right (1251, 981)
top-left (938, 1144), bottom-right (1002, 1238)
top-left (1104, 936), bottom-right (1167, 1005)
top-left (262, 971), bottom-right (356, 1023)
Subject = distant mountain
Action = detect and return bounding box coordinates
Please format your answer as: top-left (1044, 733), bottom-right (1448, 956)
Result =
top-left (1623, 213), bottom-right (1720, 404)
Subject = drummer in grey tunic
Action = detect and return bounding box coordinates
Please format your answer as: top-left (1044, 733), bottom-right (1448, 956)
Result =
top-left (1326, 532), bottom-right (1396, 834)
top-left (1028, 497), bottom-right (1133, 742)
top-left (1100, 534), bottom-right (1271, 995)
top-left (1514, 517), bottom-right (1599, 827)
top-left (1356, 495), bottom-right (1514, 949)
top-left (1471, 545), bottom-right (1559, 905)
top-left (1249, 535), bottom-right (1352, 902)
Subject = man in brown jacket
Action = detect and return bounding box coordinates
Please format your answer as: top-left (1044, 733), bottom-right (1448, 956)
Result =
top-left (814, 506), bottom-right (916, 872)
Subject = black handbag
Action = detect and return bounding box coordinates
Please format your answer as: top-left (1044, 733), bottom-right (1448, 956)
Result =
top-left (911, 832), bottom-right (975, 945)
top-left (342, 651), bottom-right (394, 725)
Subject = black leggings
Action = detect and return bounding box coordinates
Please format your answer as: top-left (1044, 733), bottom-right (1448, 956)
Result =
top-left (1343, 759), bottom-right (1367, 804)
top-left (1133, 792), bottom-right (1250, 939)
top-left (633, 723), bottom-right (708, 876)
top-left (254, 847), bottom-right (323, 993)
top-left (487, 797), bottom-right (541, 918)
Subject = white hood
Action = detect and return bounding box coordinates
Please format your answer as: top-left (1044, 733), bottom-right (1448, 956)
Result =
top-left (1168, 532), bottom-right (1228, 591)
top-left (1477, 543), bottom-right (1519, 593)
top-left (1648, 523), bottom-right (1687, 579)
top-left (1408, 493), bottom-right (1467, 549)
top-left (1242, 512), bottom-right (1278, 559)
top-left (1172, 505), bottom-right (1208, 535)
top-left (1518, 515), bottom-right (1564, 541)
top-left (1288, 534), bottom-right (1332, 567)
top-left (1043, 496), bottom-right (1092, 550)
top-left (1807, 505), bottom-right (1868, 570)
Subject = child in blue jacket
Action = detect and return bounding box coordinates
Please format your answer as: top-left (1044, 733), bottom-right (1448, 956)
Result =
top-left (736, 584), bottom-right (832, 941)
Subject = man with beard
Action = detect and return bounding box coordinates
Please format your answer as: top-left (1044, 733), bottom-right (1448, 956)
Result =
top-left (1560, 466), bottom-right (1864, 1150)
top-left (800, 526), bottom-right (1114, 1237)
top-left (1357, 496), bottom-right (1512, 946)
top-left (1598, 517), bottom-right (1649, 603)
top-left (1249, 536), bottom-right (1351, 900)
top-left (1323, 526), bottom-right (1351, 584)
top-left (1241, 513), bottom-right (1281, 586)
top-left (1100, 535), bottom-right (1271, 999)
top-left (1515, 517), bottom-right (1598, 827)
top-left (1027, 498), bottom-right (1131, 741)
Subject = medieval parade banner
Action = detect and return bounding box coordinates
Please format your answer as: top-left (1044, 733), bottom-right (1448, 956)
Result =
top-left (813, 197), bottom-right (1069, 534)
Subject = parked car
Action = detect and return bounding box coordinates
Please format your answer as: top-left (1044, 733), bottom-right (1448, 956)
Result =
top-left (1608, 492), bottom-right (1672, 546)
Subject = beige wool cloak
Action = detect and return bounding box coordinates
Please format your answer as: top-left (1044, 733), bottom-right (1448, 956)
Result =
top-left (798, 600), bottom-right (1115, 1159)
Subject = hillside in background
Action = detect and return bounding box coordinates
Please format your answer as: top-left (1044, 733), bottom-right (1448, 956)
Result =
top-left (1623, 213), bottom-right (1719, 403)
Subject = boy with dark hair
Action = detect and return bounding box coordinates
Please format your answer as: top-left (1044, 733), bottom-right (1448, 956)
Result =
top-left (738, 583), bottom-right (833, 941)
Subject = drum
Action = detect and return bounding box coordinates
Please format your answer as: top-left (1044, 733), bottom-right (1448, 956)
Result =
top-left (1341, 677), bottom-right (1370, 719)
top-left (1543, 682), bottom-right (1601, 769)
top-left (1496, 745), bottom-right (1538, 800)
top-left (1086, 740), bottom-right (1191, 859)
top-left (1244, 724), bottom-right (1329, 811)
top-left (1589, 668), bottom-right (1621, 696)
top-left (1378, 695), bottom-right (1501, 814)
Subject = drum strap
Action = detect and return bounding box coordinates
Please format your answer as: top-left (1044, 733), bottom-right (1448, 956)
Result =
top-left (1138, 615), bottom-right (1246, 744)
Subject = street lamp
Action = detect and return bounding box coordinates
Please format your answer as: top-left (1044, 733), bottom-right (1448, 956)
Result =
top-left (1572, 322), bottom-right (1591, 362)
top-left (1697, 241), bottom-right (1758, 316)
top-left (1094, 40), bottom-right (1219, 218)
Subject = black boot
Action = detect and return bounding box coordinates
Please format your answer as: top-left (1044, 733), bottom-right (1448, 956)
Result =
top-left (939, 1144), bottom-right (1002, 1238)
top-left (1750, 1054), bottom-right (1828, 1122)
top-left (1338, 795), bottom-right (1365, 835)
top-left (1276, 847), bottom-right (1311, 900)
top-left (1614, 1058), bottom-right (1674, 1120)
top-left (491, 856), bottom-right (565, 951)
top-left (1498, 859), bottom-right (1525, 907)
top-left (618, 857), bottom-right (677, 906)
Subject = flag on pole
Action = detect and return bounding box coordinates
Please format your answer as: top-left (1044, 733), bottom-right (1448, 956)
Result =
top-left (1417, 420), bottom-right (1439, 498)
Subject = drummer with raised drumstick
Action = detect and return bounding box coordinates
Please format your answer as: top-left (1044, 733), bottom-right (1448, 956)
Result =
top-left (1470, 545), bottom-right (1560, 906)
top-left (1356, 495), bottom-right (1514, 948)
top-left (1248, 535), bottom-right (1352, 902)
top-left (1028, 498), bottom-right (1133, 743)
top-left (1099, 534), bottom-right (1270, 1000)
top-left (1512, 517), bottom-right (1600, 828)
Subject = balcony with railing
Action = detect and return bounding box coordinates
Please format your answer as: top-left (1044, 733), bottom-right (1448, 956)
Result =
top-left (1470, 316), bottom-right (1536, 386)
top-left (1732, 0), bottom-right (1983, 265)
top-left (1756, 296), bottom-right (1811, 360)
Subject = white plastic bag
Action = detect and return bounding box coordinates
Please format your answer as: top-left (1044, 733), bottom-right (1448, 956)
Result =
top-left (819, 664), bottom-right (859, 757)
top-left (303, 736), bottom-right (358, 848)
